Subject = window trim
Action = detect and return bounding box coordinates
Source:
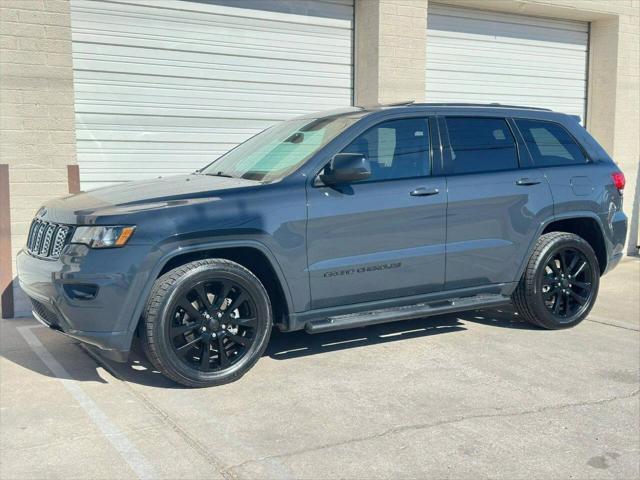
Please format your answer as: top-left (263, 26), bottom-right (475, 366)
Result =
top-left (440, 115), bottom-right (522, 176)
top-left (429, 117), bottom-right (444, 176)
top-left (312, 115), bottom-right (434, 187)
top-left (511, 117), bottom-right (592, 168)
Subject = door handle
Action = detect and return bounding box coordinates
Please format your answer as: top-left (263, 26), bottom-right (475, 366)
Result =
top-left (410, 187), bottom-right (440, 196)
top-left (516, 178), bottom-right (542, 186)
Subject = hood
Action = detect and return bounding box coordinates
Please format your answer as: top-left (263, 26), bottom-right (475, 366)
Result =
top-left (41, 174), bottom-right (260, 223)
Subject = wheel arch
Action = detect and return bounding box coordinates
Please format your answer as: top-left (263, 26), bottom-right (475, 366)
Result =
top-left (541, 216), bottom-right (607, 275)
top-left (512, 212), bottom-right (609, 292)
top-left (129, 240), bottom-right (295, 340)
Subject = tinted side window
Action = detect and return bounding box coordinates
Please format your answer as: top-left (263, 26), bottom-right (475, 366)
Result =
top-left (515, 119), bottom-right (587, 166)
top-left (445, 117), bottom-right (518, 174)
top-left (341, 117), bottom-right (429, 182)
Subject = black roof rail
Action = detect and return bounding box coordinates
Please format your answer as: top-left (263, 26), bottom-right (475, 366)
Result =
top-left (356, 100), bottom-right (415, 108)
top-left (411, 102), bottom-right (553, 111)
top-left (384, 100), bottom-right (415, 106)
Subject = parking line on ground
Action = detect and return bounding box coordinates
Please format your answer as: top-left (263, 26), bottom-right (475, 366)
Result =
top-left (16, 325), bottom-right (157, 480)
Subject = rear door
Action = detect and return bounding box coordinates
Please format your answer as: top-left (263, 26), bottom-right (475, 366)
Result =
top-left (306, 116), bottom-right (447, 309)
top-left (512, 118), bottom-right (597, 214)
top-left (441, 116), bottom-right (554, 289)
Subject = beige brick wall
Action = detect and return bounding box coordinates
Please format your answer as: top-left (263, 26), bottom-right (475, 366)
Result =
top-left (355, 0), bottom-right (428, 104)
top-left (612, 5), bottom-right (640, 254)
top-left (0, 0), bottom-right (77, 316)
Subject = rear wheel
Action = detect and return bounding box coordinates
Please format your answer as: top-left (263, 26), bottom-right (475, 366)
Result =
top-left (513, 232), bottom-right (599, 329)
top-left (142, 259), bottom-right (272, 387)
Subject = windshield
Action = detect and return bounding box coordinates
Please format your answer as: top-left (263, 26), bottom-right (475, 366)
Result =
top-left (200, 113), bottom-right (362, 182)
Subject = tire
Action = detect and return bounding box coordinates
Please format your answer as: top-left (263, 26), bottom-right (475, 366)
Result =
top-left (141, 259), bottom-right (272, 387)
top-left (513, 232), bottom-right (600, 329)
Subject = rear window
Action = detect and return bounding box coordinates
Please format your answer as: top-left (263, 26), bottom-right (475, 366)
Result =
top-left (515, 119), bottom-right (587, 167)
top-left (445, 117), bottom-right (518, 174)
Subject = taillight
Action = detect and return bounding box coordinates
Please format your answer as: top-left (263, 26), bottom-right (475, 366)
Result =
top-left (611, 172), bottom-right (626, 191)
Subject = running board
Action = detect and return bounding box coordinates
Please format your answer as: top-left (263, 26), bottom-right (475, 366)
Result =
top-left (305, 294), bottom-right (511, 334)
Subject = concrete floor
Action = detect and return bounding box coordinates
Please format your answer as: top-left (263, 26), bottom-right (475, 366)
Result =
top-left (1, 258), bottom-right (638, 480)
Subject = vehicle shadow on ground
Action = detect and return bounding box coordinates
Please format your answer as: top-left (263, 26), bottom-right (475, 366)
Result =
top-left (0, 319), bottom-right (110, 384)
top-left (91, 314), bottom-right (473, 389)
top-left (458, 306), bottom-right (538, 330)
top-left (108, 307), bottom-right (536, 388)
top-left (266, 314), bottom-right (466, 360)
top-left (266, 305), bottom-right (535, 360)
top-left (2, 307), bottom-right (537, 389)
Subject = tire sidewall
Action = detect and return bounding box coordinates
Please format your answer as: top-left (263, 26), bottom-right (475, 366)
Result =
top-left (151, 263), bottom-right (272, 386)
top-left (528, 236), bottom-right (600, 329)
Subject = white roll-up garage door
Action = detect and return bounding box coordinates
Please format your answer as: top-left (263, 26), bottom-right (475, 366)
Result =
top-left (426, 4), bottom-right (588, 122)
top-left (70, 0), bottom-right (354, 190)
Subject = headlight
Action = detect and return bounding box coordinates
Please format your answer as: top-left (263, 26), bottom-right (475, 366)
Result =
top-left (71, 226), bottom-right (136, 248)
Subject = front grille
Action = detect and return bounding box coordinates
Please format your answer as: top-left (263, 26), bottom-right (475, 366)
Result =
top-left (26, 219), bottom-right (73, 259)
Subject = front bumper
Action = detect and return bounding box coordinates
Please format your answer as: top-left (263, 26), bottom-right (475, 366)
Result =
top-left (17, 243), bottom-right (153, 361)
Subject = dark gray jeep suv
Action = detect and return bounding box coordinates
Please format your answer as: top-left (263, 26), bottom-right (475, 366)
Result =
top-left (18, 103), bottom-right (628, 387)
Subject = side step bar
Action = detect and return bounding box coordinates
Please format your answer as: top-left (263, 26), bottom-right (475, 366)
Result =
top-left (305, 294), bottom-right (511, 334)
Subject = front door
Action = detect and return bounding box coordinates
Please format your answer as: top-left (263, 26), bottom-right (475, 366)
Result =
top-left (306, 117), bottom-right (447, 309)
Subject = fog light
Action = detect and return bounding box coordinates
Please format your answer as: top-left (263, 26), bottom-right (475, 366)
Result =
top-left (63, 283), bottom-right (99, 300)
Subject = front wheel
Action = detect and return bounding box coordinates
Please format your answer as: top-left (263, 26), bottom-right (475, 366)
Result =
top-left (513, 232), bottom-right (600, 329)
top-left (141, 259), bottom-right (272, 387)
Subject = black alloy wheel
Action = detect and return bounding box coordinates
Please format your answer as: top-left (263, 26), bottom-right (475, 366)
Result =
top-left (540, 247), bottom-right (596, 321)
top-left (142, 259), bottom-right (272, 387)
top-left (513, 232), bottom-right (600, 329)
top-left (169, 279), bottom-right (257, 372)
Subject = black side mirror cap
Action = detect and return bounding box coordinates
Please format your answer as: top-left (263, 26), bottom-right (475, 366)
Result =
top-left (318, 153), bottom-right (371, 186)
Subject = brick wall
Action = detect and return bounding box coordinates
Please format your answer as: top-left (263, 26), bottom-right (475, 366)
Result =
top-left (0, 0), bottom-right (77, 316)
top-left (355, 0), bottom-right (428, 104)
top-left (613, 3), bottom-right (640, 253)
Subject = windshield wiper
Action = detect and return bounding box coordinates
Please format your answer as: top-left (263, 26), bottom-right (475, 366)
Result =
top-left (205, 171), bottom-right (234, 178)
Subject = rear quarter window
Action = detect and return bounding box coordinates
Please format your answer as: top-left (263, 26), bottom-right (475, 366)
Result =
top-left (515, 119), bottom-right (587, 167)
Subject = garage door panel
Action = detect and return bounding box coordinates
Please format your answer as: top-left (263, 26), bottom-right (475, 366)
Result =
top-left (76, 131), bottom-right (254, 145)
top-left (71, 17), bottom-right (353, 55)
top-left (72, 33), bottom-right (352, 65)
top-left (426, 69), bottom-right (586, 88)
top-left (74, 83), bottom-right (351, 107)
top-left (74, 100), bottom-right (336, 120)
top-left (427, 43), bottom-right (588, 70)
top-left (426, 4), bottom-right (588, 121)
top-left (86, 0), bottom-right (355, 28)
top-left (429, 4), bottom-right (588, 34)
top-left (73, 72), bottom-right (352, 100)
top-left (71, 0), bottom-right (353, 190)
top-left (426, 82), bottom-right (585, 101)
top-left (426, 60), bottom-right (586, 81)
top-left (430, 18), bottom-right (588, 48)
top-left (74, 113), bottom-right (272, 130)
top-left (74, 85), bottom-right (351, 107)
top-left (72, 56), bottom-right (351, 87)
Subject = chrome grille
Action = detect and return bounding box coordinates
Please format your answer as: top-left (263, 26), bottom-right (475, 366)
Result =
top-left (26, 219), bottom-right (73, 259)
top-left (51, 226), bottom-right (70, 257)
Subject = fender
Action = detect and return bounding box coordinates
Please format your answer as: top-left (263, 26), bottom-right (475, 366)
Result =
top-left (124, 239), bottom-right (296, 339)
top-left (511, 211), bottom-right (611, 291)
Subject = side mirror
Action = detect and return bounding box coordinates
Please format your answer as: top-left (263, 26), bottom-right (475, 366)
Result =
top-left (318, 153), bottom-right (371, 185)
